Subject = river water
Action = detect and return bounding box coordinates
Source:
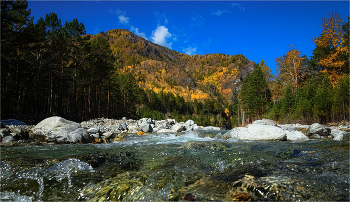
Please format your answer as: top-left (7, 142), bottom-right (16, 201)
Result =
top-left (1, 130), bottom-right (349, 201)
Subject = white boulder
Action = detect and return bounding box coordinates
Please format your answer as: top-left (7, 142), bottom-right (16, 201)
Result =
top-left (222, 124), bottom-right (287, 141)
top-left (331, 130), bottom-right (349, 141)
top-left (32, 116), bottom-right (90, 143)
top-left (286, 130), bottom-right (309, 141)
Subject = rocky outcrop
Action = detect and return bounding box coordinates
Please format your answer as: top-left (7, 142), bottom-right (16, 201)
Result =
top-left (3, 116), bottom-right (349, 144)
top-left (31, 116), bottom-right (90, 143)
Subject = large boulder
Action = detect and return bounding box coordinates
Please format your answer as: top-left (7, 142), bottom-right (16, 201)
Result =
top-left (222, 124), bottom-right (287, 141)
top-left (307, 123), bottom-right (328, 136)
top-left (286, 131), bottom-right (309, 141)
top-left (127, 124), bottom-right (139, 133)
top-left (331, 130), bottom-right (349, 141)
top-left (139, 121), bottom-right (153, 132)
top-left (31, 116), bottom-right (90, 143)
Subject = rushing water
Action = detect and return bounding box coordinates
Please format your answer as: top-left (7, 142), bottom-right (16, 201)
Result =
top-left (1, 130), bottom-right (349, 201)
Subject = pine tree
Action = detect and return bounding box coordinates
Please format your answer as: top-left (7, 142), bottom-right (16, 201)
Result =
top-left (313, 73), bottom-right (333, 123)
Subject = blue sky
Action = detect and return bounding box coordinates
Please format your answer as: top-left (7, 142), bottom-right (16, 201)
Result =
top-left (28, 1), bottom-right (349, 74)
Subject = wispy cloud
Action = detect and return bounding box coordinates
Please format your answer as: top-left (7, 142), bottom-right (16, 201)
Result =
top-left (118, 15), bottom-right (129, 24)
top-left (191, 14), bottom-right (204, 26)
top-left (108, 8), bottom-right (125, 15)
top-left (151, 25), bottom-right (172, 49)
top-left (211, 9), bottom-right (229, 16)
top-left (130, 26), bottom-right (147, 39)
top-left (231, 2), bottom-right (245, 11)
top-left (154, 11), bottom-right (169, 25)
top-left (183, 46), bottom-right (197, 55)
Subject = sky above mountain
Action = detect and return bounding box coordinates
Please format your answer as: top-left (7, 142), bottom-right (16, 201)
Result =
top-left (28, 1), bottom-right (349, 73)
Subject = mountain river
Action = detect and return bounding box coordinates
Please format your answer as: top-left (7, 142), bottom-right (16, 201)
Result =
top-left (1, 130), bottom-right (349, 201)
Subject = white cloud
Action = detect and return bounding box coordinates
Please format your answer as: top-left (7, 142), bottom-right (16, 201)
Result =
top-left (211, 9), bottom-right (229, 16)
top-left (231, 2), bottom-right (245, 11)
top-left (118, 15), bottom-right (129, 24)
top-left (151, 25), bottom-right (172, 49)
top-left (130, 26), bottom-right (147, 39)
top-left (183, 46), bottom-right (197, 55)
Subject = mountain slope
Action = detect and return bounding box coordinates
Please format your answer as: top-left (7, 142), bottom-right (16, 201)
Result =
top-left (89, 29), bottom-right (255, 103)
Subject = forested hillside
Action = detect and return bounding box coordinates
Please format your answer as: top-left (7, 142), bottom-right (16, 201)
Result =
top-left (1, 1), bottom-right (349, 127)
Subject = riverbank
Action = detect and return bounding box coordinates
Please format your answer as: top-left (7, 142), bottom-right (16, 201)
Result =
top-left (1, 116), bottom-right (349, 145)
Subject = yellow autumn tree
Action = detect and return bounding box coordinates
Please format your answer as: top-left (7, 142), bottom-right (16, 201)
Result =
top-left (312, 12), bottom-right (348, 87)
top-left (275, 45), bottom-right (305, 92)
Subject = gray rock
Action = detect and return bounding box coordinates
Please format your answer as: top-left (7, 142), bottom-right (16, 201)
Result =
top-left (262, 119), bottom-right (278, 126)
top-left (185, 126), bottom-right (194, 131)
top-left (127, 124), bottom-right (139, 133)
top-left (307, 123), bottom-right (328, 136)
top-left (279, 125), bottom-right (297, 132)
top-left (122, 122), bottom-right (127, 130)
top-left (0, 128), bottom-right (10, 138)
top-left (152, 128), bottom-right (160, 133)
top-left (102, 132), bottom-right (113, 139)
top-left (8, 127), bottom-right (21, 135)
top-left (286, 131), bottom-right (309, 141)
top-left (185, 120), bottom-right (195, 126)
top-left (222, 124), bottom-right (287, 141)
top-left (90, 133), bottom-right (100, 139)
top-left (122, 117), bottom-right (128, 121)
top-left (31, 116), bottom-right (90, 143)
top-left (87, 128), bottom-right (99, 134)
top-left (201, 126), bottom-right (221, 131)
top-left (309, 134), bottom-right (322, 139)
top-left (167, 119), bottom-right (176, 124)
top-left (331, 130), bottom-right (349, 141)
top-left (139, 122), bottom-right (153, 132)
top-left (171, 124), bottom-right (185, 132)
top-left (2, 135), bottom-right (16, 143)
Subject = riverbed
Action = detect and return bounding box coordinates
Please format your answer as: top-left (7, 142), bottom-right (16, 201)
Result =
top-left (1, 130), bottom-right (349, 201)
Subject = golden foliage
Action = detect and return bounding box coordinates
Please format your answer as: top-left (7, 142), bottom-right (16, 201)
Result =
top-left (313, 12), bottom-right (348, 87)
top-left (275, 45), bottom-right (304, 91)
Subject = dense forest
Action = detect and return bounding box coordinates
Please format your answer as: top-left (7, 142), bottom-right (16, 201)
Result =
top-left (1, 0), bottom-right (349, 128)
